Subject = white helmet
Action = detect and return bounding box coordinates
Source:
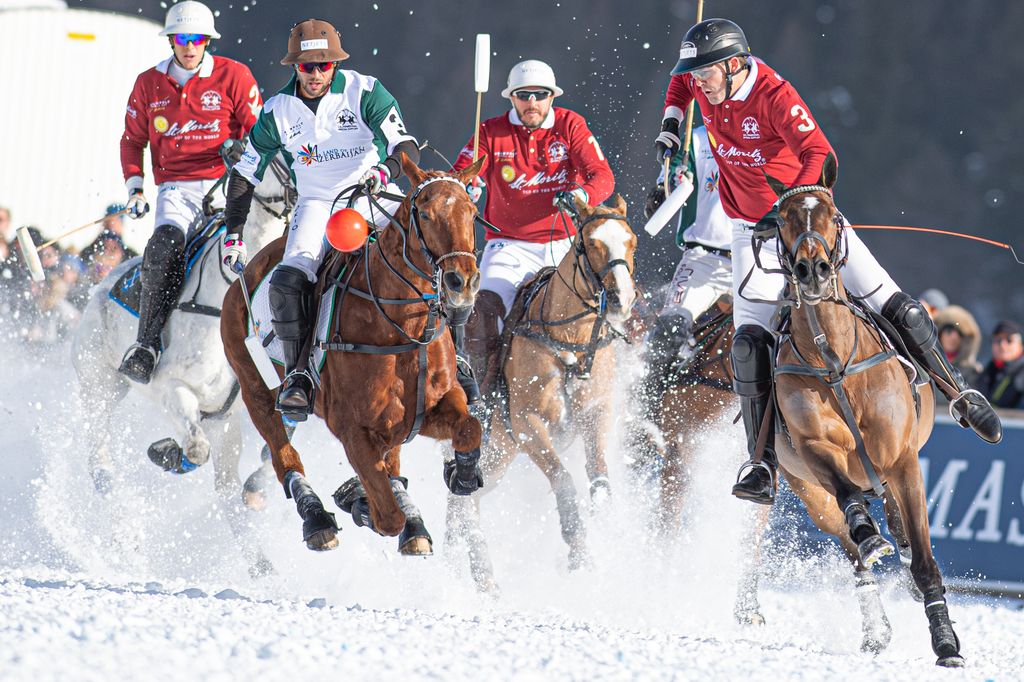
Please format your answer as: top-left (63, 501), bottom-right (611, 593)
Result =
top-left (501, 60), bottom-right (564, 98)
top-left (159, 1), bottom-right (221, 39)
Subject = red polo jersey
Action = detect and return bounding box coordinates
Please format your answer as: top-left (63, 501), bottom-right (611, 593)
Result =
top-left (120, 55), bottom-right (261, 185)
top-left (664, 58), bottom-right (835, 223)
top-left (453, 107), bottom-right (614, 243)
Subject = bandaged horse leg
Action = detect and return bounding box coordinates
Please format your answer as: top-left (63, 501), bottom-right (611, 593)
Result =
top-left (146, 381), bottom-right (211, 474)
top-left (333, 470), bottom-right (433, 555)
top-left (733, 503), bottom-right (770, 626)
top-left (842, 492), bottom-right (894, 568)
top-left (465, 290), bottom-right (506, 399)
top-left (881, 487), bottom-right (924, 601)
top-left (524, 435), bottom-right (589, 570)
top-left (855, 569), bottom-right (893, 654)
top-left (731, 325), bottom-right (778, 504)
top-left (269, 265), bottom-right (316, 420)
top-left (244, 417), bottom-right (297, 511)
top-left (119, 225), bottom-right (186, 384)
top-left (284, 470), bottom-right (339, 551)
top-left (881, 292), bottom-right (1002, 444)
top-left (446, 304), bottom-right (480, 405)
top-left (575, 359), bottom-right (616, 509)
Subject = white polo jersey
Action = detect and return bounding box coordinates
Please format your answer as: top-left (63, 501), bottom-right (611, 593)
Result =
top-left (235, 69), bottom-right (415, 201)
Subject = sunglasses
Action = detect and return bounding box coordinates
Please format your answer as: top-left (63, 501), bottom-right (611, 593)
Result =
top-left (993, 335), bottom-right (1021, 345)
top-left (512, 89), bottom-right (553, 102)
top-left (690, 64), bottom-right (721, 82)
top-left (172, 33), bottom-right (210, 47)
top-left (297, 61), bottom-right (336, 74)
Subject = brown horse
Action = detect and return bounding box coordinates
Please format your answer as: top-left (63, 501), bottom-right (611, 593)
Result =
top-left (765, 155), bottom-right (962, 667)
top-left (221, 154), bottom-right (486, 554)
top-left (446, 196), bottom-right (637, 590)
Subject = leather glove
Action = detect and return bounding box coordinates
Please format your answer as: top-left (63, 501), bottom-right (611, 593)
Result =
top-left (553, 187), bottom-right (588, 212)
top-left (220, 138), bottom-right (246, 169)
top-left (644, 185), bottom-right (666, 220)
top-left (753, 206), bottom-right (784, 239)
top-left (359, 164), bottom-right (390, 195)
top-left (654, 117), bottom-right (681, 161)
top-left (126, 189), bottom-right (150, 220)
top-left (222, 232), bottom-right (247, 270)
top-left (444, 448), bottom-right (484, 496)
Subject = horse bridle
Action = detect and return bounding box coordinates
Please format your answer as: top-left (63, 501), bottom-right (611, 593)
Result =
top-left (555, 207), bottom-right (633, 315)
top-left (774, 184), bottom-right (848, 308)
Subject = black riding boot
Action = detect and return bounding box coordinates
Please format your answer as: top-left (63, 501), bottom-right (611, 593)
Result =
top-left (882, 292), bottom-right (1002, 444)
top-left (269, 265), bottom-right (315, 421)
top-left (447, 304), bottom-right (480, 405)
top-left (731, 325), bottom-right (778, 505)
top-left (119, 225), bottom-right (186, 384)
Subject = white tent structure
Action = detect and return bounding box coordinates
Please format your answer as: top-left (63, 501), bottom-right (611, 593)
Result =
top-left (0, 2), bottom-right (169, 253)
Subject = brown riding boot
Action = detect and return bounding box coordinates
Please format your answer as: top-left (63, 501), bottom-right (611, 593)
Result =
top-left (465, 290), bottom-right (506, 401)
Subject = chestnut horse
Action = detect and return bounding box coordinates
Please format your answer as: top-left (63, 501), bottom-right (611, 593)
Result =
top-left (221, 155), bottom-right (486, 554)
top-left (764, 155), bottom-right (962, 667)
top-left (446, 196), bottom-right (637, 590)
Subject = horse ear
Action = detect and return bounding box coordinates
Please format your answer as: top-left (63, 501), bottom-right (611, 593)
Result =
top-left (609, 193), bottom-right (627, 217)
top-left (454, 155), bottom-right (486, 184)
top-left (399, 152), bottom-right (426, 186)
top-left (820, 152), bottom-right (838, 189)
top-left (764, 171), bottom-right (788, 198)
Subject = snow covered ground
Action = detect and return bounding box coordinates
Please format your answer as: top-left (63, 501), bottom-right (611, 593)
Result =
top-left (1, 334), bottom-right (1022, 681)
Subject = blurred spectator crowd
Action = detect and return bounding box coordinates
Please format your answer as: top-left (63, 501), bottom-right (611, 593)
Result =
top-left (0, 203), bottom-right (137, 346)
top-left (1, 202), bottom-right (1022, 410)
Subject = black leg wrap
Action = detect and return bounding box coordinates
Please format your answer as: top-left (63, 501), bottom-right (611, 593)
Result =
top-left (731, 325), bottom-right (778, 504)
top-left (286, 472), bottom-right (339, 549)
top-left (882, 292), bottom-right (1002, 443)
top-left (390, 477), bottom-right (432, 552)
top-left (444, 448), bottom-right (484, 495)
top-left (333, 476), bottom-right (374, 530)
top-left (922, 587), bottom-right (963, 667)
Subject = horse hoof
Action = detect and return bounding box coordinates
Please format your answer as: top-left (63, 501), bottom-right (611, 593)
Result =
top-left (243, 489), bottom-right (267, 512)
top-left (857, 534), bottom-right (894, 568)
top-left (567, 546), bottom-right (592, 571)
top-left (147, 438), bottom-right (197, 474)
top-left (92, 469), bottom-right (114, 496)
top-left (249, 557), bottom-right (276, 578)
top-left (590, 478), bottom-right (612, 510)
top-left (734, 608), bottom-right (766, 626)
top-left (399, 536), bottom-right (433, 556)
top-left (860, 627), bottom-right (892, 655)
top-left (937, 655), bottom-right (965, 668)
top-left (304, 528), bottom-right (340, 552)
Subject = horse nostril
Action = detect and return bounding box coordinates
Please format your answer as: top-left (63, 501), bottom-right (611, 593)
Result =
top-left (468, 271), bottom-right (480, 293)
top-left (442, 270), bottom-right (465, 292)
top-left (794, 261), bottom-right (811, 283)
top-left (815, 260), bottom-right (832, 280)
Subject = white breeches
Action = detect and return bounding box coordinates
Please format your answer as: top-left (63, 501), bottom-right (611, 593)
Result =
top-left (478, 237), bottom-right (574, 313)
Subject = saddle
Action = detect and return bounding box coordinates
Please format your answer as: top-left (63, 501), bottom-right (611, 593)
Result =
top-left (491, 266), bottom-right (558, 391)
top-left (109, 217), bottom-right (226, 317)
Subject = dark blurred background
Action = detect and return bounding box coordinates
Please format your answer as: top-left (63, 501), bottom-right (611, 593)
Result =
top-left (72, 0), bottom-right (1024, 337)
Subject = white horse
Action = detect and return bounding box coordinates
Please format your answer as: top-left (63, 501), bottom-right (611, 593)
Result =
top-left (72, 161), bottom-right (292, 523)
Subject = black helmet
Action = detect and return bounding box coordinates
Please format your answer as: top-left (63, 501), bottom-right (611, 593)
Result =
top-left (671, 18), bottom-right (750, 75)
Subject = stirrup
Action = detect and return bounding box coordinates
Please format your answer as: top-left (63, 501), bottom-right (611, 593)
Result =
top-left (947, 388), bottom-right (985, 424)
top-left (276, 370), bottom-right (315, 419)
top-left (122, 342), bottom-right (160, 365)
top-left (733, 458), bottom-right (777, 497)
top-left (118, 343), bottom-right (161, 383)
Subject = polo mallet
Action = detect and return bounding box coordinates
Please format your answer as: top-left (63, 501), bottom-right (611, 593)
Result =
top-left (15, 209), bottom-right (129, 281)
top-left (472, 34), bottom-right (490, 161)
top-left (653, 0), bottom-right (704, 233)
top-left (232, 261), bottom-right (282, 389)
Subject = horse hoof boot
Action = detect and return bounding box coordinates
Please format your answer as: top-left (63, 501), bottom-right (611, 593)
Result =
top-left (118, 344), bottom-right (159, 384)
top-left (147, 437), bottom-right (197, 474)
top-left (857, 532), bottom-right (894, 568)
top-left (333, 476), bottom-right (374, 528)
top-left (951, 390), bottom-right (1002, 444)
top-left (302, 510), bottom-right (340, 551)
top-left (445, 449), bottom-right (484, 496)
top-left (731, 463), bottom-right (775, 505)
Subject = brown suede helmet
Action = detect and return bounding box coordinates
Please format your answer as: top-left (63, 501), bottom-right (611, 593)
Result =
top-left (281, 19), bottom-right (349, 65)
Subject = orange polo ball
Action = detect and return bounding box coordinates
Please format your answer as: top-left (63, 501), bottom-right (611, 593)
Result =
top-left (325, 208), bottom-right (369, 252)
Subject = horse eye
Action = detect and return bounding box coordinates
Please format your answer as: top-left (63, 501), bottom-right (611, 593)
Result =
top-left (420, 212), bottom-right (431, 221)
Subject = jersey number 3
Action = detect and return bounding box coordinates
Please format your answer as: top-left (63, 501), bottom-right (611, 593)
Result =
top-left (790, 105), bottom-right (816, 133)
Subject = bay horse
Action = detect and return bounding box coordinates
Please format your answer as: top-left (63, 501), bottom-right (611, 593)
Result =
top-left (221, 154), bottom-right (486, 555)
top-left (446, 195), bottom-right (637, 590)
top-left (764, 154), bottom-right (962, 667)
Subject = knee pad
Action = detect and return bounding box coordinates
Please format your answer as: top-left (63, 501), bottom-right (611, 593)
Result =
top-left (732, 324), bottom-right (774, 397)
top-left (269, 265), bottom-right (314, 340)
top-left (881, 291), bottom-right (937, 348)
